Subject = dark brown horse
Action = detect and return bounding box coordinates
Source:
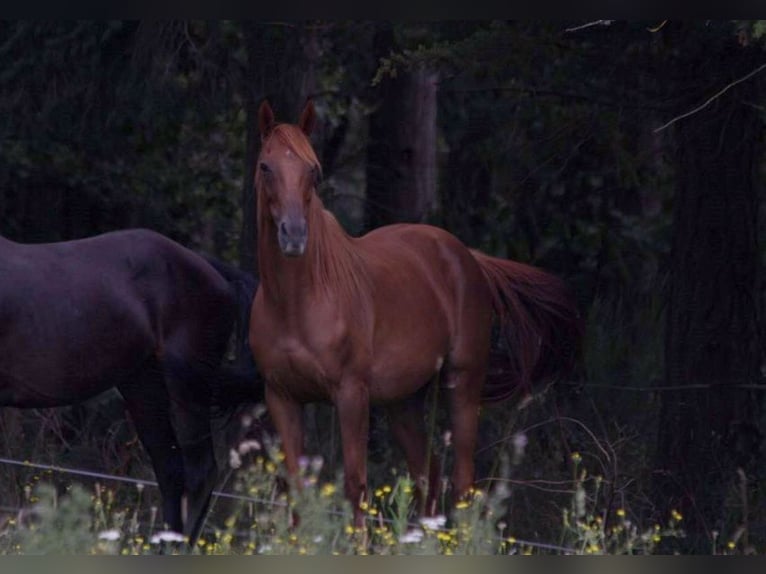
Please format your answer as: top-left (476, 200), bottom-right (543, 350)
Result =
top-left (248, 100), bottom-right (582, 526)
top-left (0, 228), bottom-right (258, 541)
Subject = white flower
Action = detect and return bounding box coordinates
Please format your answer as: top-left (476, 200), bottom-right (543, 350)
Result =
top-left (419, 515), bottom-right (447, 530)
top-left (237, 439), bottom-right (262, 455)
top-left (399, 529), bottom-right (424, 544)
top-left (150, 530), bottom-right (186, 544)
top-left (229, 448), bottom-right (242, 469)
top-left (98, 529), bottom-right (121, 541)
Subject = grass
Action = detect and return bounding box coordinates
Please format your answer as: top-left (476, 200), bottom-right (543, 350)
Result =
top-left (0, 424), bottom-right (694, 556)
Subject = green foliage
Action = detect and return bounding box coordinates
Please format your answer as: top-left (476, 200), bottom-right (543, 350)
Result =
top-left (7, 483), bottom-right (95, 554)
top-left (0, 452), bottom-right (695, 555)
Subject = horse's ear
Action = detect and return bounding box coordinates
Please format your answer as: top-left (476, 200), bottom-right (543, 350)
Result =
top-left (298, 99), bottom-right (316, 136)
top-left (258, 100), bottom-right (275, 140)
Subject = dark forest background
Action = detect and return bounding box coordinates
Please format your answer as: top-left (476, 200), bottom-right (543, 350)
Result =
top-left (0, 20), bottom-right (765, 553)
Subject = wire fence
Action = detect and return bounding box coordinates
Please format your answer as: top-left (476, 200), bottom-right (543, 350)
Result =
top-left (0, 455), bottom-right (577, 554)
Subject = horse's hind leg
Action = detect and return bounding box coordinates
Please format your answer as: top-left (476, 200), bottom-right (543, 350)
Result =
top-left (386, 394), bottom-right (441, 517)
top-left (443, 365), bottom-right (486, 503)
top-left (118, 362), bottom-right (185, 534)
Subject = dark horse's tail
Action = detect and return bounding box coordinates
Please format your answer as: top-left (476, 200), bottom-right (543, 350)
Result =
top-left (469, 250), bottom-right (584, 404)
top-left (201, 255), bottom-right (264, 406)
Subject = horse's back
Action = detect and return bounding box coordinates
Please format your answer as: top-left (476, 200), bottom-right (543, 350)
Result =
top-left (0, 229), bottom-right (234, 406)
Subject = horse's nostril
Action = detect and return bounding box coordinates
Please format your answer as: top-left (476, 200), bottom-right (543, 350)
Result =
top-left (279, 221), bottom-right (288, 236)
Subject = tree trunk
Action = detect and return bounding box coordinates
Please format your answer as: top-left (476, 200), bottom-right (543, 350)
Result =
top-left (365, 24), bottom-right (438, 230)
top-left (656, 31), bottom-right (763, 551)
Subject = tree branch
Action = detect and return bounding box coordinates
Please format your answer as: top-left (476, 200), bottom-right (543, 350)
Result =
top-left (654, 61), bottom-right (766, 133)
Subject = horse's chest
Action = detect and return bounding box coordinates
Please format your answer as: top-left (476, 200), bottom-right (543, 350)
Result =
top-left (255, 331), bottom-right (344, 400)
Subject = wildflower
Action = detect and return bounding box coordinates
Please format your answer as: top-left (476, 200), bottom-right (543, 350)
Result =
top-left (98, 529), bottom-right (121, 541)
top-left (310, 456), bottom-right (324, 474)
top-left (570, 452), bottom-right (582, 464)
top-left (150, 530), bottom-right (186, 544)
top-left (382, 485), bottom-right (392, 494)
top-left (419, 515), bottom-right (447, 530)
top-left (616, 508), bottom-right (626, 518)
top-left (671, 509), bottom-right (683, 522)
top-left (399, 529), bottom-right (424, 544)
top-left (727, 541), bottom-right (736, 550)
top-left (229, 449), bottom-right (242, 469)
top-left (455, 500), bottom-right (470, 510)
top-left (321, 483), bottom-right (336, 497)
top-left (512, 432), bottom-right (528, 456)
top-left (237, 439), bottom-right (262, 455)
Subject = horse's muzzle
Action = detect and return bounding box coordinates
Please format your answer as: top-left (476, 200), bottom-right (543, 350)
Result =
top-left (278, 219), bottom-right (307, 257)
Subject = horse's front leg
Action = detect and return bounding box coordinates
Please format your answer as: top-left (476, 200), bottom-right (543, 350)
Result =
top-left (264, 385), bottom-right (304, 501)
top-left (335, 377), bottom-right (370, 528)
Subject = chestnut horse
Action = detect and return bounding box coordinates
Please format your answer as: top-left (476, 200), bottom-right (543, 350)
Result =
top-left (0, 228), bottom-right (258, 542)
top-left (248, 100), bottom-right (582, 526)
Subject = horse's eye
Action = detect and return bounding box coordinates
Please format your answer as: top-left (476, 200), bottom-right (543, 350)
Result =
top-left (259, 162), bottom-right (271, 174)
top-left (312, 166), bottom-right (322, 187)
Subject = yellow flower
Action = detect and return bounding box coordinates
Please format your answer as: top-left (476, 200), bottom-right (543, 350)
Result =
top-left (727, 541), bottom-right (736, 550)
top-left (671, 509), bottom-right (683, 522)
top-left (321, 483), bottom-right (336, 497)
top-left (455, 500), bottom-right (470, 510)
top-left (616, 508), bottom-right (626, 518)
top-left (382, 485), bottom-right (392, 493)
top-left (570, 452), bottom-right (582, 464)
top-left (344, 525), bottom-right (355, 535)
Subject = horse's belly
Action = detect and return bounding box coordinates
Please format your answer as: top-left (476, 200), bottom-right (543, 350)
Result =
top-left (0, 318), bottom-right (152, 408)
top-left (368, 351), bottom-right (445, 404)
top-left (0, 367), bottom-right (109, 407)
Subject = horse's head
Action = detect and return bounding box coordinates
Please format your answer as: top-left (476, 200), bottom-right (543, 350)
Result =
top-left (256, 100), bottom-right (321, 257)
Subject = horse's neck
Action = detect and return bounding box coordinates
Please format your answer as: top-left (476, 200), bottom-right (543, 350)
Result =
top-left (258, 208), bottom-right (365, 316)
